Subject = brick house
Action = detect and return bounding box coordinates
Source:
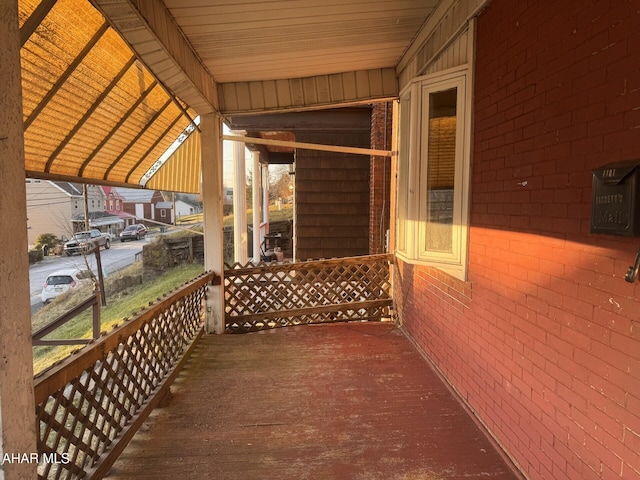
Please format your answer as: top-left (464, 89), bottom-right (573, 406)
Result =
top-left (116, 188), bottom-right (167, 226)
top-left (393, 2), bottom-right (640, 479)
top-left (155, 201), bottom-right (173, 224)
top-left (4, 1), bottom-right (640, 479)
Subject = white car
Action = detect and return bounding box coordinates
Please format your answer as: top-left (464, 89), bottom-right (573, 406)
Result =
top-left (41, 269), bottom-right (91, 304)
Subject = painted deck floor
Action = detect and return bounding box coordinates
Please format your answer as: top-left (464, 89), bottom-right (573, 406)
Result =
top-left (107, 323), bottom-right (522, 480)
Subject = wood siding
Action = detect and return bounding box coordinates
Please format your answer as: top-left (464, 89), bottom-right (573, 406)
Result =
top-left (25, 181), bottom-right (103, 245)
top-left (26, 181), bottom-right (72, 245)
top-left (220, 68), bottom-right (397, 115)
top-left (295, 131), bottom-right (370, 260)
top-left (397, 0), bottom-right (483, 90)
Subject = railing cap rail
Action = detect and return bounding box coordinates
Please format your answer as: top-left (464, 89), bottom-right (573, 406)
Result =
top-left (225, 253), bottom-right (394, 276)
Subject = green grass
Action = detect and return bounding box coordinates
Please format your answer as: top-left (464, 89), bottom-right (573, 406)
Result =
top-left (32, 262), bottom-right (204, 374)
top-left (177, 203), bottom-right (293, 227)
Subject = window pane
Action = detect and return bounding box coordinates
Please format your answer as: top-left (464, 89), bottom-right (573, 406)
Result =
top-left (425, 88), bottom-right (457, 253)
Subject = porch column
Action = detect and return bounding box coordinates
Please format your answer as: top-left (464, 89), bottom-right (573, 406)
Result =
top-left (0, 1), bottom-right (38, 478)
top-left (232, 131), bottom-right (248, 264)
top-left (201, 113), bottom-right (225, 334)
top-left (263, 164), bottom-right (270, 226)
top-left (252, 150), bottom-right (261, 263)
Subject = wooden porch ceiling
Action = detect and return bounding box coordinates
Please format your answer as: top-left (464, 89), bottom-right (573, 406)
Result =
top-left (106, 323), bottom-right (522, 480)
top-left (92, 0), bottom-right (444, 116)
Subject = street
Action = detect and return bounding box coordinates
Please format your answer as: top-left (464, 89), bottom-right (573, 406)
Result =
top-left (29, 239), bottom-right (145, 312)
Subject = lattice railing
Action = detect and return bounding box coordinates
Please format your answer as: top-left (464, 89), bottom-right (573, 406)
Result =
top-left (33, 272), bottom-right (218, 480)
top-left (224, 254), bottom-right (393, 333)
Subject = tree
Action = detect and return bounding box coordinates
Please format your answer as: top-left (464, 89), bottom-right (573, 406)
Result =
top-left (34, 233), bottom-right (61, 256)
top-left (269, 165), bottom-right (292, 201)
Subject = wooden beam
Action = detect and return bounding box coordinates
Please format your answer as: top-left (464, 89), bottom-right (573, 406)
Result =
top-left (261, 152), bottom-right (294, 164)
top-left (226, 299), bottom-right (393, 324)
top-left (25, 170), bottom-right (144, 190)
top-left (228, 108), bottom-right (372, 132)
top-left (20, 0), bottom-right (58, 46)
top-left (223, 135), bottom-right (393, 157)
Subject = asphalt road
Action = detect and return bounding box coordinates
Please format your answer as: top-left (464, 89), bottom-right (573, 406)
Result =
top-left (29, 238), bottom-right (146, 313)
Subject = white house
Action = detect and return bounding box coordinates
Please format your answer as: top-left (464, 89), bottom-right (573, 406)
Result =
top-left (175, 197), bottom-right (201, 219)
top-left (25, 180), bottom-right (105, 245)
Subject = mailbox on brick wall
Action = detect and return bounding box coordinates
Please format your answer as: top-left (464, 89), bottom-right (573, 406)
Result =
top-left (591, 160), bottom-right (640, 236)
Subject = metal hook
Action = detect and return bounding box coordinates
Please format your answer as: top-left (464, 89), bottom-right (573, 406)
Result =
top-left (624, 248), bottom-right (640, 283)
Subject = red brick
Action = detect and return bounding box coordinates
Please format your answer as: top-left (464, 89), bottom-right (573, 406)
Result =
top-left (398, 1), bottom-right (640, 479)
top-left (559, 324), bottom-right (591, 351)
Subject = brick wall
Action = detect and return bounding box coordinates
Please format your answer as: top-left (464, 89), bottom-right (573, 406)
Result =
top-left (370, 102), bottom-right (393, 254)
top-left (398, 1), bottom-right (640, 479)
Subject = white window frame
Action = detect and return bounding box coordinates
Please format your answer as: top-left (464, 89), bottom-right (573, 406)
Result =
top-left (396, 66), bottom-right (473, 281)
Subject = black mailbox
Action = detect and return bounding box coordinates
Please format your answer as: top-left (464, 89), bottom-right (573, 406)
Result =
top-left (591, 160), bottom-right (640, 236)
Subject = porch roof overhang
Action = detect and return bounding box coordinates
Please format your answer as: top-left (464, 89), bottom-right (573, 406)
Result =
top-left (19, 0), bottom-right (457, 193)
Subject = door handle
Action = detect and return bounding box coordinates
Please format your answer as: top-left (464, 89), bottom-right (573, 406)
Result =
top-left (624, 248), bottom-right (640, 283)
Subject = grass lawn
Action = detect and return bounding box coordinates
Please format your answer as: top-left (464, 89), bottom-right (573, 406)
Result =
top-left (32, 262), bottom-right (204, 375)
top-left (177, 203), bottom-right (293, 227)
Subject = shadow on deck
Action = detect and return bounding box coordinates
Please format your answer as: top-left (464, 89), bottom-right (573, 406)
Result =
top-left (106, 323), bottom-right (522, 480)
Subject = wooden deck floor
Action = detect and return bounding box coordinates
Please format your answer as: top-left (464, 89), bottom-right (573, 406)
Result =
top-left (106, 323), bottom-right (522, 480)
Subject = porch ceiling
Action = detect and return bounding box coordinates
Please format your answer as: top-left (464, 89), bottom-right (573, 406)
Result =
top-left (19, 0), bottom-right (442, 193)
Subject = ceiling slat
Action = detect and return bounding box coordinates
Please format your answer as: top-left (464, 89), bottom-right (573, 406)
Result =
top-left (24, 21), bottom-right (110, 131)
top-left (123, 105), bottom-right (181, 183)
top-left (76, 81), bottom-right (158, 176)
top-left (220, 68), bottom-right (397, 115)
top-left (44, 56), bottom-right (138, 170)
top-left (128, 113), bottom-right (184, 180)
top-left (104, 98), bottom-right (173, 181)
top-left (144, 129), bottom-right (201, 194)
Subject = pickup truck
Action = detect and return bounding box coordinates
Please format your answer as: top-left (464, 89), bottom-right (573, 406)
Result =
top-left (64, 229), bottom-right (111, 256)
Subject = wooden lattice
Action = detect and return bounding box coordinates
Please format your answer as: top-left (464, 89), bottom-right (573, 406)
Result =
top-left (33, 272), bottom-right (217, 480)
top-left (224, 254), bottom-right (393, 333)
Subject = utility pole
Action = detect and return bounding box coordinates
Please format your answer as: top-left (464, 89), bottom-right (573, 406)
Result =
top-left (83, 184), bottom-right (90, 231)
top-left (172, 191), bottom-right (176, 225)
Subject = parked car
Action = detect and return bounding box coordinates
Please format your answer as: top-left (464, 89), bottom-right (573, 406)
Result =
top-left (119, 224), bottom-right (147, 242)
top-left (64, 229), bottom-right (111, 255)
top-left (41, 269), bottom-right (91, 303)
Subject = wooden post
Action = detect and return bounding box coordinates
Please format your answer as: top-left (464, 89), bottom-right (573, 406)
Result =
top-left (0, 1), bottom-right (38, 477)
top-left (201, 114), bottom-right (225, 333)
top-left (252, 150), bottom-right (261, 262)
top-left (93, 246), bottom-right (107, 306)
top-left (83, 183), bottom-right (90, 231)
top-left (232, 131), bottom-right (248, 264)
top-left (92, 287), bottom-right (101, 339)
